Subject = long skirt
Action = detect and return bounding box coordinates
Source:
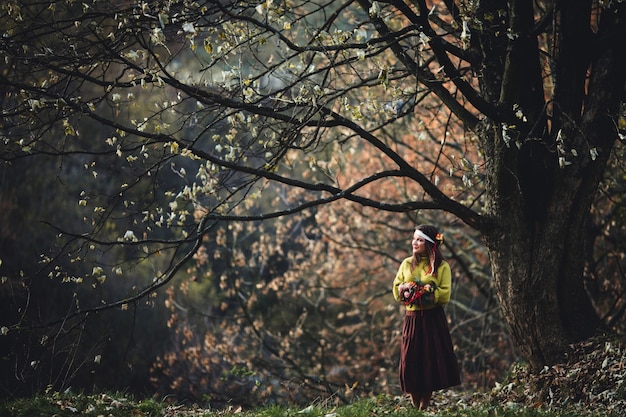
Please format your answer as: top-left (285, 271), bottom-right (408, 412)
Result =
top-left (399, 307), bottom-right (461, 393)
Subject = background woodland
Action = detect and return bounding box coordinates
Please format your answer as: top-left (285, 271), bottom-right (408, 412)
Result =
top-left (1, 0), bottom-right (625, 408)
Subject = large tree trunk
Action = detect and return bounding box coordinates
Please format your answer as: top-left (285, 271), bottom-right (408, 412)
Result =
top-left (475, 1), bottom-right (625, 371)
top-left (484, 194), bottom-right (602, 370)
top-left (482, 92), bottom-right (619, 371)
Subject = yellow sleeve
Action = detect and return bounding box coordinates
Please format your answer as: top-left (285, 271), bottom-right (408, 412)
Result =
top-left (392, 258), bottom-right (411, 302)
top-left (433, 261), bottom-right (452, 304)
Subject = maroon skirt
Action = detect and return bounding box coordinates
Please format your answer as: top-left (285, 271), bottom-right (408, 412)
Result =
top-left (399, 307), bottom-right (461, 393)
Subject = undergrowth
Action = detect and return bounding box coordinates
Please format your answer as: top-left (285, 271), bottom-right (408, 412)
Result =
top-left (0, 391), bottom-right (621, 417)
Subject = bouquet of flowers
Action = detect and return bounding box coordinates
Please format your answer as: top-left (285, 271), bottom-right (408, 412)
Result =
top-left (398, 281), bottom-right (434, 306)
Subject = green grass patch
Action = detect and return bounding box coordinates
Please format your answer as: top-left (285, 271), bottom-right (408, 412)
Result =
top-left (0, 391), bottom-right (162, 417)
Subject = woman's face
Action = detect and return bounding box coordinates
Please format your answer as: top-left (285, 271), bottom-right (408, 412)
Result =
top-left (412, 230), bottom-right (428, 255)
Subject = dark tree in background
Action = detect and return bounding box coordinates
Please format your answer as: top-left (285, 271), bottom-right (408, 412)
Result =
top-left (1, 0), bottom-right (625, 404)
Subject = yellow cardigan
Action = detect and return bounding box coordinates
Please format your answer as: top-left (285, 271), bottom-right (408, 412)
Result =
top-left (392, 256), bottom-right (452, 311)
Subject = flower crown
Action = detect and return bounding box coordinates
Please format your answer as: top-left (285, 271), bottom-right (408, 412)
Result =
top-left (435, 233), bottom-right (444, 245)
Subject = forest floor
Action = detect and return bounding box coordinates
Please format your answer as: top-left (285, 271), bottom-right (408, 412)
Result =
top-left (2, 334), bottom-right (625, 416)
top-left (432, 333), bottom-right (626, 415)
top-left (137, 334), bottom-right (626, 417)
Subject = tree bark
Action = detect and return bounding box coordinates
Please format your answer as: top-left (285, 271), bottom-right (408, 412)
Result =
top-left (478, 1), bottom-right (626, 370)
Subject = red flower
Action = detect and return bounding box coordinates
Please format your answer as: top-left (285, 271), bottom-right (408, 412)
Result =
top-left (398, 282), bottom-right (424, 305)
top-left (398, 281), bottom-right (436, 306)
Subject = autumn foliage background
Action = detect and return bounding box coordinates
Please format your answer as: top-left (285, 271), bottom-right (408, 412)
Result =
top-left (0, 105), bottom-right (512, 404)
top-left (146, 136), bottom-right (510, 404)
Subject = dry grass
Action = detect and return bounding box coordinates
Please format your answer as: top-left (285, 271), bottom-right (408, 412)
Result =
top-left (2, 335), bottom-right (625, 417)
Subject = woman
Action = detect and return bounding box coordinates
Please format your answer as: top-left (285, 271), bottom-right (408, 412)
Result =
top-left (392, 225), bottom-right (461, 410)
